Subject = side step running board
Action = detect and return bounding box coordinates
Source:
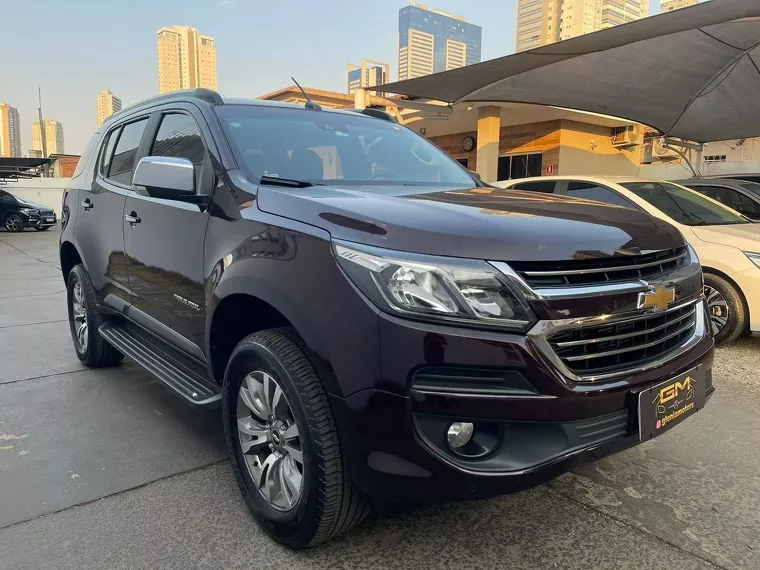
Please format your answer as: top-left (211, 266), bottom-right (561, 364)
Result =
top-left (99, 321), bottom-right (221, 409)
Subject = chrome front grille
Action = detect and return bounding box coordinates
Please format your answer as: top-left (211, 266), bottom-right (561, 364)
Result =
top-left (510, 246), bottom-right (689, 287)
top-left (548, 301), bottom-right (699, 378)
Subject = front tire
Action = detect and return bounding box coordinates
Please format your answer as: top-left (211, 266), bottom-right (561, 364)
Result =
top-left (34, 226), bottom-right (51, 231)
top-left (66, 264), bottom-right (123, 367)
top-left (3, 213), bottom-right (24, 232)
top-left (704, 273), bottom-right (746, 345)
top-left (223, 328), bottom-right (368, 548)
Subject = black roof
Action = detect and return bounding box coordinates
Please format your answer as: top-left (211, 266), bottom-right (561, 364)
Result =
top-left (675, 178), bottom-right (758, 187)
top-left (0, 158), bottom-right (55, 180)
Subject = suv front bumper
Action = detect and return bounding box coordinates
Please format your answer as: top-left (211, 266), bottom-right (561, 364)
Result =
top-left (25, 212), bottom-right (57, 228)
top-left (330, 311), bottom-right (714, 505)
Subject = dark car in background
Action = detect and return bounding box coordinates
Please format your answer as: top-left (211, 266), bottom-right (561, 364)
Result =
top-left (0, 190), bottom-right (57, 232)
top-left (707, 173), bottom-right (760, 184)
top-left (676, 178), bottom-right (760, 221)
top-left (59, 89), bottom-right (713, 548)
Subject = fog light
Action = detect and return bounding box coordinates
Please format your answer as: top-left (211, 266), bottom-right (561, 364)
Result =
top-left (446, 422), bottom-right (474, 449)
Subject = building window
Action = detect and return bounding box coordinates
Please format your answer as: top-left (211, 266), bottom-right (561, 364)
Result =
top-left (704, 155), bottom-right (727, 163)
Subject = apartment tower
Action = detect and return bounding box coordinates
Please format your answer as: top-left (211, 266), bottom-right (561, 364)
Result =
top-left (347, 60), bottom-right (390, 95)
top-left (516, 0), bottom-right (649, 52)
top-left (0, 104), bottom-right (22, 158)
top-left (661, 0), bottom-right (697, 12)
top-left (157, 26), bottom-right (217, 94)
top-left (96, 89), bottom-right (123, 126)
top-left (32, 120), bottom-right (64, 157)
top-left (398, 3), bottom-right (482, 81)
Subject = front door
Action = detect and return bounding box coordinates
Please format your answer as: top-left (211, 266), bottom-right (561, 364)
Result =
top-left (74, 118), bottom-right (150, 308)
top-left (123, 109), bottom-right (213, 360)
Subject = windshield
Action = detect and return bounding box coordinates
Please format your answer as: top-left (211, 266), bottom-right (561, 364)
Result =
top-left (215, 105), bottom-right (475, 187)
top-left (738, 181), bottom-right (760, 198)
top-left (620, 181), bottom-right (749, 226)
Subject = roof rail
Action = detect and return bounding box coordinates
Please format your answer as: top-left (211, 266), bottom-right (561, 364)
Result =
top-left (106, 88), bottom-right (224, 124)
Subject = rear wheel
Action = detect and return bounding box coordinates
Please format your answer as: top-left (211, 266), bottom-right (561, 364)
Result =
top-left (704, 273), bottom-right (745, 345)
top-left (3, 213), bottom-right (24, 232)
top-left (66, 264), bottom-right (123, 367)
top-left (223, 328), bottom-right (368, 548)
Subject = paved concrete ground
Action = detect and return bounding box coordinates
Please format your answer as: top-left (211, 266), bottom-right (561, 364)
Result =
top-left (1, 226), bottom-right (759, 569)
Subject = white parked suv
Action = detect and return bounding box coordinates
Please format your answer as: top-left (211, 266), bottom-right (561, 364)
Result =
top-left (495, 176), bottom-right (760, 344)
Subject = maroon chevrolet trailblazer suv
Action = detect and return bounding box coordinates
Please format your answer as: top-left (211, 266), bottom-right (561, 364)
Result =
top-left (60, 89), bottom-right (714, 548)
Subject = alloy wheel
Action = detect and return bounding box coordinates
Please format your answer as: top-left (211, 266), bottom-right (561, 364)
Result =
top-left (71, 280), bottom-right (88, 352)
top-left (705, 285), bottom-right (729, 336)
top-left (237, 370), bottom-right (304, 511)
top-left (5, 214), bottom-right (21, 232)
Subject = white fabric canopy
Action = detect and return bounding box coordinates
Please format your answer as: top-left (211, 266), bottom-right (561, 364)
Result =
top-left (378, 0), bottom-right (760, 143)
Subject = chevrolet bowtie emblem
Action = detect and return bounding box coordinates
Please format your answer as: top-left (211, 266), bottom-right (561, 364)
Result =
top-left (638, 286), bottom-right (676, 311)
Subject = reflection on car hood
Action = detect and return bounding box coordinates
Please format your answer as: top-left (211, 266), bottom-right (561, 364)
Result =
top-left (691, 223), bottom-right (760, 252)
top-left (16, 198), bottom-right (50, 210)
top-left (256, 184), bottom-right (685, 262)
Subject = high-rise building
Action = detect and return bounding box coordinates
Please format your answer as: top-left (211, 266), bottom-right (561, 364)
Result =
top-left (516, 0), bottom-right (649, 52)
top-left (0, 104), bottom-right (22, 158)
top-left (347, 60), bottom-right (390, 95)
top-left (661, 0), bottom-right (697, 12)
top-left (157, 26), bottom-right (217, 94)
top-left (398, 3), bottom-right (482, 81)
top-left (96, 89), bottom-right (123, 126)
top-left (32, 120), bottom-right (64, 157)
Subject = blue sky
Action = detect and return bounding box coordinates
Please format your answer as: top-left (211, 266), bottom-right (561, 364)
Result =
top-left (1, 0), bottom-right (668, 154)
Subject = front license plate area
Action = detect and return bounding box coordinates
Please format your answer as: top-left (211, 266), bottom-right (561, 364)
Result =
top-left (638, 366), bottom-right (706, 442)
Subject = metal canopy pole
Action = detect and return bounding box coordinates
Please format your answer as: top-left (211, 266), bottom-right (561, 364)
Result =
top-left (353, 88), bottom-right (454, 116)
top-left (661, 137), bottom-right (705, 177)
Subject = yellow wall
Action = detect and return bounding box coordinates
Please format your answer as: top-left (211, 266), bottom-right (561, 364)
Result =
top-left (557, 120), bottom-right (641, 176)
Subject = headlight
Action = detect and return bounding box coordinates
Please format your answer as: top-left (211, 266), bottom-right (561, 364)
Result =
top-left (687, 244), bottom-right (700, 265)
top-left (744, 251), bottom-right (760, 269)
top-left (19, 208), bottom-right (37, 215)
top-left (334, 242), bottom-right (535, 330)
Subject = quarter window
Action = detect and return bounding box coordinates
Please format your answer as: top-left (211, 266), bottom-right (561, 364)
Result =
top-left (100, 128), bottom-right (119, 177)
top-left (108, 118), bottom-right (149, 185)
top-left (566, 182), bottom-right (634, 208)
top-left (511, 180), bottom-right (557, 193)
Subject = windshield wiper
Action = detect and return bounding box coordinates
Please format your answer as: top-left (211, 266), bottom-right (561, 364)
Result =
top-left (259, 175), bottom-right (323, 188)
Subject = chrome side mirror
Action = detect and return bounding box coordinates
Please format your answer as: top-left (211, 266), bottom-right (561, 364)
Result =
top-left (132, 156), bottom-right (195, 200)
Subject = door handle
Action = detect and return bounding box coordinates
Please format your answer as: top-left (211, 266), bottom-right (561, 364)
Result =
top-left (125, 212), bottom-right (141, 226)
top-left (81, 199), bottom-right (93, 211)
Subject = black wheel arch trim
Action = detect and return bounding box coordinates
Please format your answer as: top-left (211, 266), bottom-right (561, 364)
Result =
top-left (207, 274), bottom-right (341, 396)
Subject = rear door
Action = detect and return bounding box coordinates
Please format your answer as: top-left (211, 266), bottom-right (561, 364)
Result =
top-left (73, 117), bottom-right (150, 308)
top-left (123, 106), bottom-right (214, 359)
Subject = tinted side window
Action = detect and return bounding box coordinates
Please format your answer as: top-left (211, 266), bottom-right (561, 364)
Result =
top-left (511, 180), bottom-right (557, 193)
top-left (108, 119), bottom-right (149, 185)
top-left (0, 191), bottom-right (16, 203)
top-left (150, 113), bottom-right (205, 167)
top-left (100, 128), bottom-right (119, 176)
top-left (736, 192), bottom-right (760, 216)
top-left (566, 182), bottom-right (634, 208)
top-left (695, 186), bottom-right (741, 209)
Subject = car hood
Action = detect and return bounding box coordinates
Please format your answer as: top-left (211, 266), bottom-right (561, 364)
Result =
top-left (691, 223), bottom-right (760, 252)
top-left (16, 198), bottom-right (51, 210)
top-left (256, 184), bottom-right (685, 262)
